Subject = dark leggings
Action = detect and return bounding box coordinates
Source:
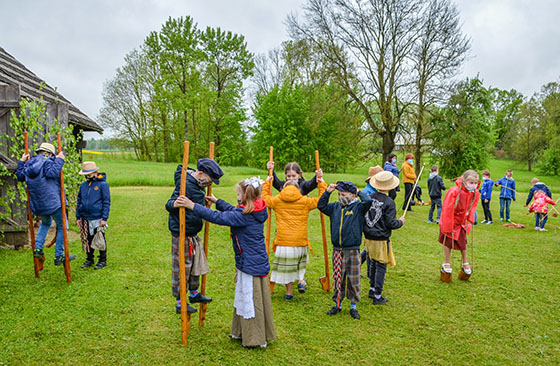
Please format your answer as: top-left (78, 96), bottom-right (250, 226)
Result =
top-left (403, 183), bottom-right (414, 210)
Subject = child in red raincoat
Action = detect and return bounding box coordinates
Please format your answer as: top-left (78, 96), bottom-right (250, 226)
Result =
top-left (438, 170), bottom-right (480, 276)
top-left (528, 190), bottom-right (556, 231)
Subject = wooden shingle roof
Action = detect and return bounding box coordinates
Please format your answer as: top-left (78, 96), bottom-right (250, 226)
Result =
top-left (0, 46), bottom-right (102, 133)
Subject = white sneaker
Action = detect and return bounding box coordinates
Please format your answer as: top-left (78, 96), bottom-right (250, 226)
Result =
top-left (442, 263), bottom-right (452, 274)
top-left (535, 226), bottom-right (540, 231)
top-left (540, 228), bottom-right (548, 232)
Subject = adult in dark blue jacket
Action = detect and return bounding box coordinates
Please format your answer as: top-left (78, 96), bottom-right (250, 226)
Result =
top-left (525, 178), bottom-right (552, 206)
top-left (318, 181), bottom-right (372, 319)
top-left (76, 161), bottom-right (111, 269)
top-left (184, 177), bottom-right (275, 348)
top-left (16, 142), bottom-right (76, 265)
top-left (384, 153), bottom-right (400, 200)
top-left (494, 170), bottom-right (516, 222)
top-left (165, 158), bottom-right (223, 315)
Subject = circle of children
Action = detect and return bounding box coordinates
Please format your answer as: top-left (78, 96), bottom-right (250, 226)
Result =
top-left (16, 145), bottom-right (556, 348)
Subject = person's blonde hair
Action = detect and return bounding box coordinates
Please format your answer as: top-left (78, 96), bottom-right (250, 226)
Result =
top-left (237, 180), bottom-right (262, 214)
top-left (283, 179), bottom-right (300, 189)
top-left (455, 170), bottom-right (479, 210)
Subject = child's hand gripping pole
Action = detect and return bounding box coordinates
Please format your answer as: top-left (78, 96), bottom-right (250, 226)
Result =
top-left (178, 141), bottom-right (191, 345)
top-left (57, 133), bottom-right (71, 283)
top-left (403, 164), bottom-right (425, 218)
top-left (199, 142), bottom-right (214, 327)
top-left (316, 150), bottom-right (331, 292)
top-left (24, 132), bottom-right (42, 276)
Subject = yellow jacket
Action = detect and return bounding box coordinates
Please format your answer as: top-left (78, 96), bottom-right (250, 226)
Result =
top-left (402, 162), bottom-right (416, 184)
top-left (262, 179), bottom-right (327, 250)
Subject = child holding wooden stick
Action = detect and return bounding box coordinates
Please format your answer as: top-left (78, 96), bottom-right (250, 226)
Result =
top-left (528, 190), bottom-right (556, 231)
top-left (262, 173), bottom-right (327, 300)
top-left (439, 170), bottom-right (480, 277)
top-left (318, 181), bottom-right (372, 319)
top-left (183, 177), bottom-right (275, 348)
top-left (267, 161), bottom-right (320, 195)
top-left (495, 169), bottom-right (516, 223)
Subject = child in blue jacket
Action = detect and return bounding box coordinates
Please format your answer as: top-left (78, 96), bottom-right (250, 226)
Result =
top-left (183, 177), bottom-right (275, 348)
top-left (495, 170), bottom-right (516, 222)
top-left (16, 142), bottom-right (77, 266)
top-left (76, 161), bottom-right (111, 269)
top-left (479, 170), bottom-right (494, 224)
top-left (318, 181), bottom-right (372, 320)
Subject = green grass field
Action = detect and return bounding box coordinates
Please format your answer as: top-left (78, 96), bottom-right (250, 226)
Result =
top-left (1, 157), bottom-right (559, 365)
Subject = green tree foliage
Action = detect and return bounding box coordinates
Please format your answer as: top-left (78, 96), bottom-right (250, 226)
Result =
top-left (489, 88), bottom-right (523, 150)
top-left (100, 16), bottom-right (253, 164)
top-left (538, 80), bottom-right (560, 175)
top-left (430, 78), bottom-right (495, 178)
top-left (506, 97), bottom-right (546, 171)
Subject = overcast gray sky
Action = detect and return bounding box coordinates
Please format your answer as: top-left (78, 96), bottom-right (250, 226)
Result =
top-left (1, 0), bottom-right (559, 137)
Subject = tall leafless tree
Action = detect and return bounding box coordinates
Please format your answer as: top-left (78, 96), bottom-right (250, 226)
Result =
top-left (287, 0), bottom-right (422, 160)
top-left (411, 0), bottom-right (470, 174)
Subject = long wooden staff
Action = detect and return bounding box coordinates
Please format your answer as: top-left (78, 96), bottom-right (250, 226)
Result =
top-left (316, 150), bottom-right (331, 291)
top-left (403, 164), bottom-right (425, 218)
top-left (178, 141), bottom-right (190, 345)
top-left (57, 133), bottom-right (71, 283)
top-left (265, 146), bottom-right (273, 256)
top-left (24, 132), bottom-right (41, 276)
top-left (199, 142), bottom-right (214, 326)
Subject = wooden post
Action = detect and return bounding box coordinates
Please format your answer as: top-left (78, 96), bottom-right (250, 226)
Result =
top-left (199, 142), bottom-right (214, 326)
top-left (316, 150), bottom-right (331, 292)
top-left (57, 133), bottom-right (71, 283)
top-left (265, 146), bottom-right (273, 256)
top-left (24, 132), bottom-right (41, 277)
top-left (178, 141), bottom-right (190, 345)
top-left (403, 164), bottom-right (425, 218)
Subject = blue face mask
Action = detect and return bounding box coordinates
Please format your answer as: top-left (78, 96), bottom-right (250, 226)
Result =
top-left (392, 158), bottom-right (397, 164)
top-left (408, 159), bottom-right (413, 165)
top-left (482, 177), bottom-right (488, 181)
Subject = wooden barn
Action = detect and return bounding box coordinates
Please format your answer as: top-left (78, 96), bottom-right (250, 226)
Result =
top-left (0, 46), bottom-right (103, 248)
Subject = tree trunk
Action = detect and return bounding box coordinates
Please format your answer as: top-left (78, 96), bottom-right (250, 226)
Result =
top-left (162, 112), bottom-right (169, 163)
top-left (381, 131), bottom-right (396, 163)
top-left (415, 104), bottom-right (424, 175)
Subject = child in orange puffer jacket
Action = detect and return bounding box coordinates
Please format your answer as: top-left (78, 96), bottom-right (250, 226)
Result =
top-left (262, 173), bottom-right (327, 300)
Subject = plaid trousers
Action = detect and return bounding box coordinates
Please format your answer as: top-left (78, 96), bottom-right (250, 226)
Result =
top-left (332, 248), bottom-right (361, 307)
top-left (171, 236), bottom-right (200, 298)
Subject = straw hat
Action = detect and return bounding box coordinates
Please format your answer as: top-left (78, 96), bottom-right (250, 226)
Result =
top-left (36, 142), bottom-right (55, 155)
top-left (366, 165), bottom-right (383, 183)
top-left (370, 171), bottom-right (400, 191)
top-left (79, 161), bottom-right (99, 175)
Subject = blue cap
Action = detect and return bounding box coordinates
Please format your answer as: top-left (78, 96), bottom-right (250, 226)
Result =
top-left (336, 181), bottom-right (357, 194)
top-left (197, 158), bottom-right (224, 185)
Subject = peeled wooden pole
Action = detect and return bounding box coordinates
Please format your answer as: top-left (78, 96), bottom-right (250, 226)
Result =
top-left (24, 132), bottom-right (41, 277)
top-left (403, 164), bottom-right (425, 218)
top-left (57, 133), bottom-right (71, 283)
top-left (265, 146), bottom-right (273, 256)
top-left (178, 141), bottom-right (191, 345)
top-left (199, 141), bottom-right (214, 326)
top-left (316, 150), bottom-right (331, 291)
top-left (266, 146), bottom-right (275, 293)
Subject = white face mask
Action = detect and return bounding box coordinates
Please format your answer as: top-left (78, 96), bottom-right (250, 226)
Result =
top-left (466, 183), bottom-right (477, 192)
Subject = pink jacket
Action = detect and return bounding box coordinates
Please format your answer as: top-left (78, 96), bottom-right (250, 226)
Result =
top-left (529, 191), bottom-right (556, 214)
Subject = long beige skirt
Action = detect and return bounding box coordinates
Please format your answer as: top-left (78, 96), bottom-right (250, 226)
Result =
top-left (231, 276), bottom-right (276, 347)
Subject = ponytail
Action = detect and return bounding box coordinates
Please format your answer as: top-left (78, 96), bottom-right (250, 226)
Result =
top-left (238, 180), bottom-right (262, 214)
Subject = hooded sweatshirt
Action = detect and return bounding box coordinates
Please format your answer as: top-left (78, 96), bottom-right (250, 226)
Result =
top-left (193, 198), bottom-right (269, 277)
top-left (526, 182), bottom-right (552, 205)
top-left (427, 172), bottom-right (446, 199)
top-left (16, 154), bottom-right (64, 216)
top-left (262, 179), bottom-right (327, 249)
top-left (76, 173), bottom-right (111, 220)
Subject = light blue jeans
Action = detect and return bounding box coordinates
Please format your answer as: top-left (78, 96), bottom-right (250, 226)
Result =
top-left (35, 208), bottom-right (65, 257)
top-left (499, 198), bottom-right (512, 220)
